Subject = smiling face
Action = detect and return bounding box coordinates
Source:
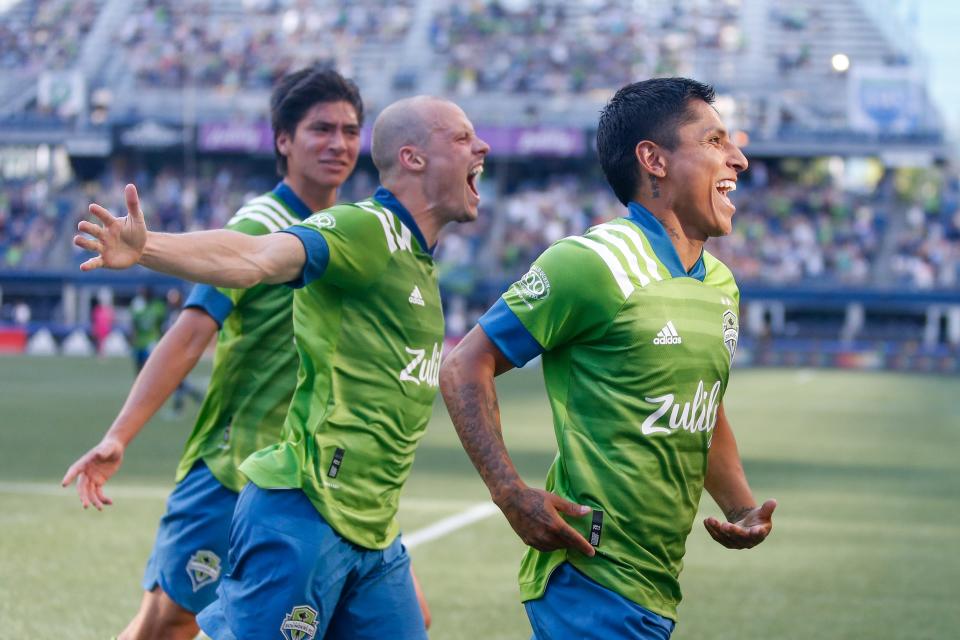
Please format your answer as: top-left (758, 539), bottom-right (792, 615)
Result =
top-left (277, 100), bottom-right (361, 201)
top-left (419, 101), bottom-right (489, 224)
top-left (661, 99), bottom-right (748, 238)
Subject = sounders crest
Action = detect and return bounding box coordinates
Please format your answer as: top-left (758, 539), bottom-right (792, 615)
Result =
top-left (722, 309), bottom-right (739, 363)
top-left (281, 604), bottom-right (319, 640)
top-left (185, 549), bottom-right (221, 592)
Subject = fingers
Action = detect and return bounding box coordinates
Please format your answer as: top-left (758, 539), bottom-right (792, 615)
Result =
top-left (756, 499), bottom-right (777, 522)
top-left (94, 483), bottom-right (113, 508)
top-left (61, 461), bottom-right (82, 487)
top-left (87, 202), bottom-right (116, 226)
top-left (703, 516), bottom-right (770, 549)
top-left (125, 184), bottom-right (144, 223)
top-left (558, 521), bottom-right (596, 557)
top-left (79, 256), bottom-right (104, 272)
top-left (77, 220), bottom-right (104, 239)
top-left (76, 474), bottom-right (93, 509)
top-left (552, 496), bottom-right (592, 518)
top-left (74, 234), bottom-right (101, 254)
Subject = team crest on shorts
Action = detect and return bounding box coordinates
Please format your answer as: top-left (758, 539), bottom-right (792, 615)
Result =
top-left (281, 604), bottom-right (319, 640)
top-left (515, 265), bottom-right (550, 308)
top-left (185, 549), bottom-right (221, 592)
top-left (722, 309), bottom-right (739, 363)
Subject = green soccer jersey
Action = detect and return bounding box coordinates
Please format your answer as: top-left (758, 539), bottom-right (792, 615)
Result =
top-left (131, 298), bottom-right (165, 349)
top-left (239, 188), bottom-right (445, 550)
top-left (478, 202), bottom-right (741, 621)
top-left (175, 183), bottom-right (314, 492)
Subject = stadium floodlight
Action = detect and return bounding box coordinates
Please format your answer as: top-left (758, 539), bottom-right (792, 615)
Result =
top-left (831, 53), bottom-right (851, 73)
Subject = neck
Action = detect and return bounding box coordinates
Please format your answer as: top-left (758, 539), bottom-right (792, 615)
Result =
top-left (635, 197), bottom-right (705, 272)
top-left (382, 177), bottom-right (444, 248)
top-left (283, 177), bottom-right (337, 213)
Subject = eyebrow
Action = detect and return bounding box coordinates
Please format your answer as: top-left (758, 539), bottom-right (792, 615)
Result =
top-left (701, 126), bottom-right (728, 138)
top-left (309, 119), bottom-right (359, 128)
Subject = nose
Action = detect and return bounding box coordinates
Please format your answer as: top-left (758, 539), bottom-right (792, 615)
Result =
top-left (328, 128), bottom-right (346, 154)
top-left (475, 137), bottom-right (490, 157)
top-left (728, 142), bottom-right (748, 173)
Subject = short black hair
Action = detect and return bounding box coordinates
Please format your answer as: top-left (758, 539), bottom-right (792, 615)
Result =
top-left (270, 65), bottom-right (364, 176)
top-left (597, 77), bottom-right (716, 206)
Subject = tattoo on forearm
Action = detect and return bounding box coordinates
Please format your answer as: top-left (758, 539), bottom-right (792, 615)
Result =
top-left (443, 381), bottom-right (519, 502)
top-left (726, 506), bottom-right (753, 523)
top-left (648, 174), bottom-right (660, 198)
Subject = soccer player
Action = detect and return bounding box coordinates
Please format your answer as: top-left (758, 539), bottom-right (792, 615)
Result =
top-left (62, 66), bottom-right (366, 640)
top-left (439, 78), bottom-right (776, 639)
top-left (72, 95), bottom-right (489, 639)
top-left (129, 286), bottom-right (165, 372)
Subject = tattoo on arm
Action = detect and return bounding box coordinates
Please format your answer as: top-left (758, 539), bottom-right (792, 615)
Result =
top-left (648, 174), bottom-right (660, 198)
top-left (444, 382), bottom-right (521, 503)
top-left (725, 505), bottom-right (754, 523)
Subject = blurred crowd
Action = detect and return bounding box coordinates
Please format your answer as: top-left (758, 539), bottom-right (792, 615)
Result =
top-left (3, 161), bottom-right (960, 294)
top-left (120, 0), bottom-right (412, 90)
top-left (0, 0), bottom-right (102, 73)
top-left (430, 0), bottom-right (742, 96)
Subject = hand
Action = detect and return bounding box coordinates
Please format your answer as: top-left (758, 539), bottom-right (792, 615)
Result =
top-left (497, 486), bottom-right (596, 557)
top-left (61, 437), bottom-right (125, 510)
top-left (704, 499), bottom-right (776, 549)
top-left (74, 184), bottom-right (148, 271)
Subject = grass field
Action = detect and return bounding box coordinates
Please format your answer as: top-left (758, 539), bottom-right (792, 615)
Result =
top-left (1, 355), bottom-right (958, 639)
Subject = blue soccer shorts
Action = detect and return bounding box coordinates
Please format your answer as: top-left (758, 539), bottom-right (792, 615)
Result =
top-left (142, 460), bottom-right (238, 613)
top-left (525, 562), bottom-right (676, 640)
top-left (196, 483), bottom-right (426, 640)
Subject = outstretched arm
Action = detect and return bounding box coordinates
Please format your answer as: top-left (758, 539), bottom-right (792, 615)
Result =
top-left (75, 184), bottom-right (306, 287)
top-left (61, 308), bottom-right (218, 509)
top-left (439, 326), bottom-right (595, 557)
top-left (703, 403), bottom-right (776, 549)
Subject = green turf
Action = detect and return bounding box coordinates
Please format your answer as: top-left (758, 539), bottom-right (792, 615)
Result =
top-left (1, 356), bottom-right (958, 638)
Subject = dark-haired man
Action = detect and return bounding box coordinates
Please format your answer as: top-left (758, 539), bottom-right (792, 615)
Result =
top-left (63, 66), bottom-right (366, 640)
top-left (440, 77), bottom-right (776, 639)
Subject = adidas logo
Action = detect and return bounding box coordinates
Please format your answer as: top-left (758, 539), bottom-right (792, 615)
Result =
top-left (408, 286), bottom-right (425, 306)
top-left (653, 321), bottom-right (682, 345)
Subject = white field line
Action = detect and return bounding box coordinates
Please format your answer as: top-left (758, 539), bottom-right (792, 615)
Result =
top-left (404, 502), bottom-right (500, 549)
top-left (0, 481), bottom-right (483, 511)
top-left (1, 481), bottom-right (500, 548)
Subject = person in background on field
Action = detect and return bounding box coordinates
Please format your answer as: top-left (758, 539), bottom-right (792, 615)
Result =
top-left (129, 286), bottom-right (165, 372)
top-left (441, 77), bottom-right (775, 640)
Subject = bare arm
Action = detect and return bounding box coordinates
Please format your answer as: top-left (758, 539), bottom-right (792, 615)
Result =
top-left (702, 404), bottom-right (776, 549)
top-left (439, 326), bottom-right (595, 557)
top-left (75, 184), bottom-right (306, 287)
top-left (61, 308), bottom-right (218, 509)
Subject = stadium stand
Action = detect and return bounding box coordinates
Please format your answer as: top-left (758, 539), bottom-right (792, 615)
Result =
top-left (1, 0), bottom-right (957, 370)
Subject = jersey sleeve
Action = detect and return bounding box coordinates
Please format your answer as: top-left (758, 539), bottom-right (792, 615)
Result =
top-left (183, 211), bottom-right (280, 326)
top-left (281, 206), bottom-right (392, 290)
top-left (478, 238), bottom-right (627, 367)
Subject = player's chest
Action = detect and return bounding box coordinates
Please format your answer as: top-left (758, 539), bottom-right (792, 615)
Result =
top-left (619, 279), bottom-right (739, 372)
top-left (360, 253), bottom-right (444, 339)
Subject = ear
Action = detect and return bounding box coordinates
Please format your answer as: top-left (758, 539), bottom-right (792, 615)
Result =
top-left (635, 140), bottom-right (666, 178)
top-left (276, 130), bottom-right (292, 158)
top-left (398, 145), bottom-right (426, 173)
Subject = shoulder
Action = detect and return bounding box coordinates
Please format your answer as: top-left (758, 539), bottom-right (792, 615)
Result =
top-left (702, 250), bottom-right (740, 303)
top-left (226, 193), bottom-right (300, 235)
top-left (541, 219), bottom-right (662, 302)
